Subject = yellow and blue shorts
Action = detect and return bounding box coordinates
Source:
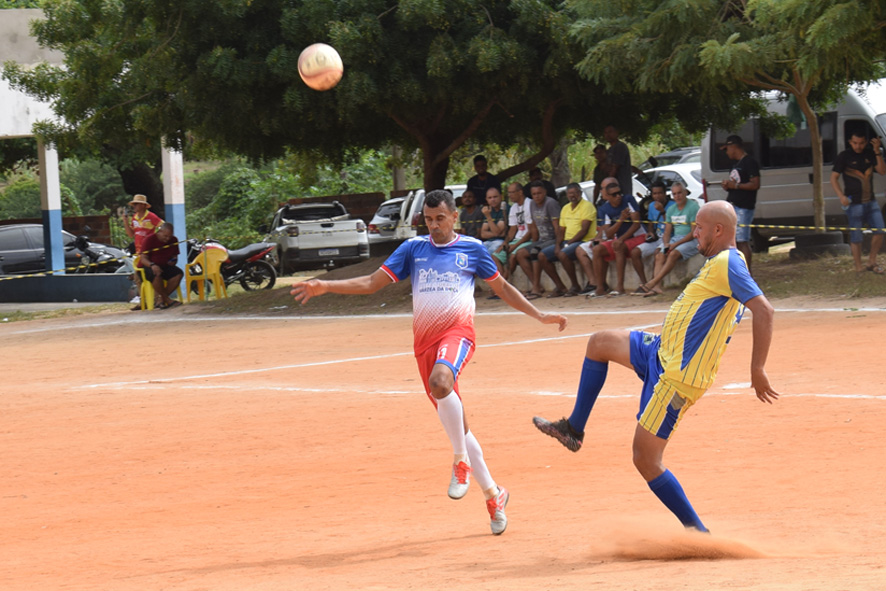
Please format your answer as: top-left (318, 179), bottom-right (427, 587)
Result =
top-left (629, 331), bottom-right (696, 440)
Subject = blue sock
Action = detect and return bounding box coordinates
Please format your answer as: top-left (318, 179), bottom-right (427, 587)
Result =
top-left (648, 469), bottom-right (708, 532)
top-left (567, 358), bottom-right (607, 433)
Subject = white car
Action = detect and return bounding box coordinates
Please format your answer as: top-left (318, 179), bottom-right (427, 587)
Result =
top-left (635, 162), bottom-right (706, 203)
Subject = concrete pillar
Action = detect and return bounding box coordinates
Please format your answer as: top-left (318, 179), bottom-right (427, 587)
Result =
top-left (37, 140), bottom-right (65, 274)
top-left (161, 146), bottom-right (188, 264)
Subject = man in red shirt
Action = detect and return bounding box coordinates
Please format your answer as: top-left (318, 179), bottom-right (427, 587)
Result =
top-left (124, 194), bottom-right (164, 255)
top-left (139, 222), bottom-right (183, 309)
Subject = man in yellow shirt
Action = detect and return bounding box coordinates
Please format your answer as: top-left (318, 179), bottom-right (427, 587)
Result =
top-left (537, 183), bottom-right (597, 297)
top-left (533, 201), bottom-right (778, 532)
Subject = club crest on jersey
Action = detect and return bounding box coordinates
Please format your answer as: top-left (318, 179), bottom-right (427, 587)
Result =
top-left (455, 253), bottom-right (468, 269)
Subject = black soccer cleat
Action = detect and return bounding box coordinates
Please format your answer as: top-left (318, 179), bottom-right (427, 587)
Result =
top-left (532, 416), bottom-right (584, 452)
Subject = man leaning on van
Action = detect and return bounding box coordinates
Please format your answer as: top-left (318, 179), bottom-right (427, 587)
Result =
top-left (720, 135), bottom-right (761, 274)
top-left (830, 132), bottom-right (886, 274)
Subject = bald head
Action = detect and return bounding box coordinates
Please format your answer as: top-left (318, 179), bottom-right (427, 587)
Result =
top-left (694, 201), bottom-right (737, 256)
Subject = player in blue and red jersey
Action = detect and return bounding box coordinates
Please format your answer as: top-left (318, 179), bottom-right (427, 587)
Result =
top-left (533, 200), bottom-right (779, 533)
top-left (292, 189), bottom-right (566, 535)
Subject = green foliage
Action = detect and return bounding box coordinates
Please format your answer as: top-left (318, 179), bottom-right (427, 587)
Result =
top-left (0, 1), bottom-right (43, 8)
top-left (59, 158), bottom-right (129, 214)
top-left (0, 138), bottom-right (38, 179)
top-left (0, 170), bottom-right (81, 219)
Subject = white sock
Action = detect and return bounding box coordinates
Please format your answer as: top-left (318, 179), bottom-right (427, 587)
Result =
top-left (465, 430), bottom-right (496, 495)
top-left (436, 391), bottom-right (467, 459)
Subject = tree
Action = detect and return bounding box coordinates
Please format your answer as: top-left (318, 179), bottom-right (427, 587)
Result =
top-left (4, 0), bottom-right (703, 192)
top-left (570, 0), bottom-right (886, 231)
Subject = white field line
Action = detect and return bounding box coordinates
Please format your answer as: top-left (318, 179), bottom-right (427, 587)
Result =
top-left (6, 304), bottom-right (885, 335)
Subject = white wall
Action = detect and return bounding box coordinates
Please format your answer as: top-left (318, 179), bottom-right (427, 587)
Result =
top-left (0, 8), bottom-right (63, 138)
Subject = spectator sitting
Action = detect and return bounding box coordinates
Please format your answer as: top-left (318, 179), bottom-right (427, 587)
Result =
top-left (538, 183), bottom-right (597, 297)
top-left (480, 187), bottom-right (508, 254)
top-left (139, 222), bottom-right (184, 309)
top-left (629, 181), bottom-right (673, 289)
top-left (458, 190), bottom-right (485, 239)
top-left (494, 182), bottom-right (533, 282)
top-left (466, 155), bottom-right (501, 208)
top-left (588, 178), bottom-right (646, 297)
top-left (633, 181), bottom-right (700, 297)
top-left (515, 180), bottom-right (560, 299)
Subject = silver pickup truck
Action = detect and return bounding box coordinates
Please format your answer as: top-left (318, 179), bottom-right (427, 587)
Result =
top-left (265, 201), bottom-right (370, 274)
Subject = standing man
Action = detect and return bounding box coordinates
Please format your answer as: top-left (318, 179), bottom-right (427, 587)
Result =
top-left (591, 144), bottom-right (610, 205)
top-left (605, 125), bottom-right (633, 199)
top-left (720, 135), bottom-right (761, 275)
top-left (139, 222), bottom-right (183, 309)
top-left (830, 131), bottom-right (886, 273)
top-left (291, 190), bottom-right (567, 535)
top-left (124, 194), bottom-right (164, 310)
top-left (466, 155), bottom-right (501, 208)
top-left (533, 201), bottom-right (778, 533)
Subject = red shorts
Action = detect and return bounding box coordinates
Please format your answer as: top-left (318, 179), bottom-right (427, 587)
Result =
top-left (601, 234), bottom-right (647, 262)
top-left (415, 332), bottom-right (475, 407)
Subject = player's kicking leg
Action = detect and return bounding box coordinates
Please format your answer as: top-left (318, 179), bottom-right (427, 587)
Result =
top-left (533, 330), bottom-right (631, 451)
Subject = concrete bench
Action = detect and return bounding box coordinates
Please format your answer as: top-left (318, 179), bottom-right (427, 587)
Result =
top-left (504, 252), bottom-right (705, 294)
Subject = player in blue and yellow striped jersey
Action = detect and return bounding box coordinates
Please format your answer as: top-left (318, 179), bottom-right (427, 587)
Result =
top-left (533, 200), bottom-right (779, 533)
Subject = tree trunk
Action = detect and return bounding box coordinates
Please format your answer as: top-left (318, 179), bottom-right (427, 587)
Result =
top-left (422, 135), bottom-right (451, 189)
top-left (548, 137), bottom-right (572, 187)
top-left (117, 162), bottom-right (164, 215)
top-left (391, 145), bottom-right (406, 193)
top-left (796, 94), bottom-right (825, 232)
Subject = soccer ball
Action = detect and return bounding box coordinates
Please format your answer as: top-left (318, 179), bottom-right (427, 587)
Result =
top-left (297, 43), bottom-right (344, 91)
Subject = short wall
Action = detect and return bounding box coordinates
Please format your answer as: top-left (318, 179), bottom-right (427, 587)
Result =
top-left (0, 274), bottom-right (133, 303)
top-left (506, 252), bottom-right (705, 294)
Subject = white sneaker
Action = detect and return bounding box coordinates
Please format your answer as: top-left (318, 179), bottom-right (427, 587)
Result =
top-left (447, 461), bottom-right (472, 499)
top-left (486, 486), bottom-right (509, 535)
top-left (129, 295), bottom-right (141, 305)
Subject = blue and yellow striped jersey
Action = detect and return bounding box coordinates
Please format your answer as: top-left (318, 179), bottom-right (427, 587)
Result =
top-left (658, 248), bottom-right (762, 400)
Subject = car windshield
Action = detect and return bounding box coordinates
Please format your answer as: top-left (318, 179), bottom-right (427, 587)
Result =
top-left (377, 202), bottom-right (401, 217)
top-left (282, 205), bottom-right (346, 222)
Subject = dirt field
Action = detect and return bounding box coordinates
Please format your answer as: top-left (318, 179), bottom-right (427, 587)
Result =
top-left (3, 300), bottom-right (886, 590)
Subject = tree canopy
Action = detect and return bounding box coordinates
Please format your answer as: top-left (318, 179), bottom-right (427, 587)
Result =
top-left (4, 0), bottom-right (705, 191)
top-left (570, 0), bottom-right (886, 229)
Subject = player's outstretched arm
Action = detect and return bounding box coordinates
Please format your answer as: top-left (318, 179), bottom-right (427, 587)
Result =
top-left (745, 294), bottom-right (779, 404)
top-left (291, 269), bottom-right (393, 305)
top-left (487, 275), bottom-right (567, 332)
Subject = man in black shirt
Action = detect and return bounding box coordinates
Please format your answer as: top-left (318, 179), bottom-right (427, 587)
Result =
top-left (720, 135), bottom-right (761, 274)
top-left (466, 155), bottom-right (501, 208)
top-left (830, 131), bottom-right (886, 273)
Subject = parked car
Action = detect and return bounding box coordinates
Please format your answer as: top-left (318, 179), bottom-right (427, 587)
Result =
top-left (634, 163), bottom-right (706, 203)
top-left (0, 224), bottom-right (126, 275)
top-left (263, 201), bottom-right (370, 274)
top-left (638, 146), bottom-right (701, 170)
top-left (367, 197), bottom-right (404, 245)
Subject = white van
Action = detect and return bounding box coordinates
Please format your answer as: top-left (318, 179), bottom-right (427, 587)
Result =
top-left (702, 81), bottom-right (886, 250)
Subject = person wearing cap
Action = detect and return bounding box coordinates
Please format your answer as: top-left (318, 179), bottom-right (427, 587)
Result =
top-left (124, 194), bottom-right (164, 256)
top-left (719, 135), bottom-right (760, 274)
top-left (123, 194), bottom-right (164, 309)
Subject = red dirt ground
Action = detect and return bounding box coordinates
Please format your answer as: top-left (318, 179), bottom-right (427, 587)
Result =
top-left (2, 301), bottom-right (885, 590)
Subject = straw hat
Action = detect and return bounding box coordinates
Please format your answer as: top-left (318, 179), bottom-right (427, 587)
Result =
top-left (128, 194), bottom-right (151, 207)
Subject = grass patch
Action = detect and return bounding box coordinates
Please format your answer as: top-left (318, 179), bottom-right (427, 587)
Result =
top-left (753, 250), bottom-right (886, 299)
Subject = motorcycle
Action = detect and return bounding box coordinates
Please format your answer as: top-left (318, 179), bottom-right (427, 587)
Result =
top-left (72, 235), bottom-right (131, 274)
top-left (186, 238), bottom-right (277, 292)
